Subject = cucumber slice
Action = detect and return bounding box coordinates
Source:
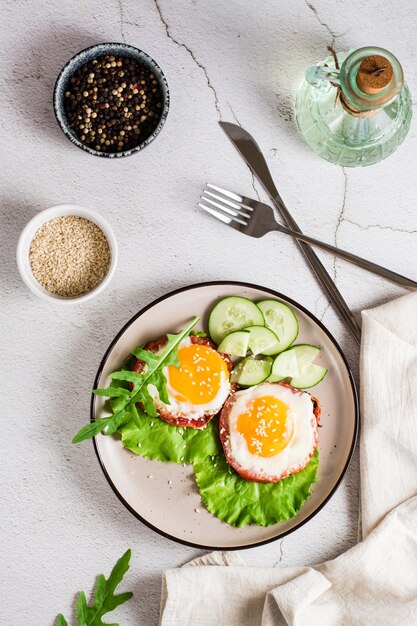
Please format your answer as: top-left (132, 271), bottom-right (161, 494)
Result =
top-left (231, 356), bottom-right (273, 387)
top-left (268, 348), bottom-right (300, 381)
top-left (257, 300), bottom-right (298, 354)
top-left (243, 326), bottom-right (279, 356)
top-left (217, 331), bottom-right (250, 357)
top-left (270, 344), bottom-right (327, 388)
top-left (208, 297), bottom-right (264, 345)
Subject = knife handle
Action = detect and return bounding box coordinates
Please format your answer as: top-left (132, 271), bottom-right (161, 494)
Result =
top-left (298, 240), bottom-right (361, 340)
top-left (254, 162), bottom-right (362, 339)
top-left (250, 158), bottom-right (362, 341)
top-left (219, 121), bottom-right (361, 343)
top-left (271, 192), bottom-right (361, 343)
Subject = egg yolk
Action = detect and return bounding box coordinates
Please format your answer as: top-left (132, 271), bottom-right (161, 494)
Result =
top-left (168, 344), bottom-right (229, 405)
top-left (237, 395), bottom-right (293, 457)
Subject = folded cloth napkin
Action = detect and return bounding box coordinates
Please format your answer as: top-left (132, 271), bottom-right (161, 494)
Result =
top-left (160, 292), bottom-right (417, 626)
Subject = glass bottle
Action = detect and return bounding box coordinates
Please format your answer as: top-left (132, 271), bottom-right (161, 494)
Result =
top-left (295, 46), bottom-right (412, 167)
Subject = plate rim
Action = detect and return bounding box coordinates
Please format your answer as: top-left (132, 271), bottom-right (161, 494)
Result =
top-left (91, 280), bottom-right (359, 550)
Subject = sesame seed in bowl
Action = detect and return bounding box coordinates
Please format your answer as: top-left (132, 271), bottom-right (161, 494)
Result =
top-left (16, 204), bottom-right (118, 304)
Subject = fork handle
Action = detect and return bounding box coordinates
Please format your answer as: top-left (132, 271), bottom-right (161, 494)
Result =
top-left (274, 223), bottom-right (417, 290)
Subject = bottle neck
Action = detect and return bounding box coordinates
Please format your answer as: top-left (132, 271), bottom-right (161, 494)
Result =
top-left (340, 47), bottom-right (403, 112)
top-left (305, 47), bottom-right (404, 114)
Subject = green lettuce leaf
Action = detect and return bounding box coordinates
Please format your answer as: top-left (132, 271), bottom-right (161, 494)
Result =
top-left (193, 448), bottom-right (319, 527)
top-left (119, 411), bottom-right (222, 463)
top-left (72, 317), bottom-right (199, 443)
top-left (56, 549), bottom-right (132, 626)
top-left (91, 358), bottom-right (221, 464)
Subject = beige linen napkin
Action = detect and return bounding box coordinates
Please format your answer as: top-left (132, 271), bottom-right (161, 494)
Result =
top-left (160, 292), bottom-right (417, 626)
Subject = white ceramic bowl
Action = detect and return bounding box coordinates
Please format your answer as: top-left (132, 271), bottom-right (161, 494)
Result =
top-left (16, 204), bottom-right (118, 304)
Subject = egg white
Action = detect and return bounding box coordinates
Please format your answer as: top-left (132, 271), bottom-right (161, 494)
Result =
top-left (225, 383), bottom-right (318, 480)
top-left (148, 337), bottom-right (231, 419)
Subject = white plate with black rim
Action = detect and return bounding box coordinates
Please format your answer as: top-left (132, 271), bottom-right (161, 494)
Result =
top-left (91, 281), bottom-right (358, 549)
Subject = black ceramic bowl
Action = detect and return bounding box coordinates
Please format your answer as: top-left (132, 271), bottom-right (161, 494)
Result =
top-left (53, 42), bottom-right (170, 158)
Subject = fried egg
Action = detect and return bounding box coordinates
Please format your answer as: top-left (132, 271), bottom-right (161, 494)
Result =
top-left (219, 382), bottom-right (320, 482)
top-left (135, 335), bottom-right (232, 428)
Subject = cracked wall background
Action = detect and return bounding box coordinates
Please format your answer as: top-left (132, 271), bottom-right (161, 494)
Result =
top-left (1, 0), bottom-right (416, 624)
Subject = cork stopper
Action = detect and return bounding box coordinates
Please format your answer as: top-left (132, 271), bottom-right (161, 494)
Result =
top-left (356, 55), bottom-right (393, 95)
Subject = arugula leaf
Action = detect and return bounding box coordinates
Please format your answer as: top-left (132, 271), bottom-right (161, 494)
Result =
top-left (72, 317), bottom-right (199, 443)
top-left (56, 549), bottom-right (132, 626)
top-left (190, 330), bottom-right (207, 338)
top-left (71, 418), bottom-right (115, 443)
top-left (194, 449), bottom-right (319, 527)
top-left (93, 387), bottom-right (131, 399)
top-left (119, 411), bottom-right (222, 463)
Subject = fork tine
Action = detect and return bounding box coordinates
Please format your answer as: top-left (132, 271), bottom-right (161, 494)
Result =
top-left (207, 183), bottom-right (243, 203)
top-left (203, 190), bottom-right (254, 214)
top-left (198, 203), bottom-right (231, 224)
top-left (198, 202), bottom-right (248, 226)
top-left (201, 194), bottom-right (252, 219)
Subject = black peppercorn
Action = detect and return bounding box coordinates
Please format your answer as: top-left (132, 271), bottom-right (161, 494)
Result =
top-left (64, 54), bottom-right (163, 153)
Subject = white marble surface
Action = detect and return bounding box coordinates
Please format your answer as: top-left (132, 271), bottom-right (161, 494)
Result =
top-left (1, 0), bottom-right (416, 624)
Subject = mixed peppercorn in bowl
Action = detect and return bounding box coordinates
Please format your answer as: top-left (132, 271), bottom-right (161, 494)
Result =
top-left (54, 42), bottom-right (170, 157)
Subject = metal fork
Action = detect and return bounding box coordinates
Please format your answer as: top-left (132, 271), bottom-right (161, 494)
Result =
top-left (199, 184), bottom-right (417, 291)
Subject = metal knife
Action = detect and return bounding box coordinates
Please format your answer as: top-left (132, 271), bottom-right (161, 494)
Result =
top-left (219, 121), bottom-right (361, 344)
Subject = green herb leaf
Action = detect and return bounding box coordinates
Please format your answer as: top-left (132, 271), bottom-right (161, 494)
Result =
top-left (72, 418), bottom-right (113, 444)
top-left (130, 402), bottom-right (142, 428)
top-left (73, 317), bottom-right (199, 443)
top-left (56, 549), bottom-right (133, 626)
top-left (110, 371), bottom-right (145, 386)
top-left (190, 330), bottom-right (207, 338)
top-left (93, 387), bottom-right (131, 399)
top-left (104, 408), bottom-right (131, 435)
top-left (194, 449), bottom-right (319, 527)
top-left (120, 410), bottom-right (222, 463)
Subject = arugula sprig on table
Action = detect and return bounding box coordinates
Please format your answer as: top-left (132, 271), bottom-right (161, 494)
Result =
top-left (72, 317), bottom-right (199, 444)
top-left (56, 549), bottom-right (132, 626)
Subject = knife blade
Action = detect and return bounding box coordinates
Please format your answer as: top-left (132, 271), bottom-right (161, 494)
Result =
top-left (219, 121), bottom-right (361, 344)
